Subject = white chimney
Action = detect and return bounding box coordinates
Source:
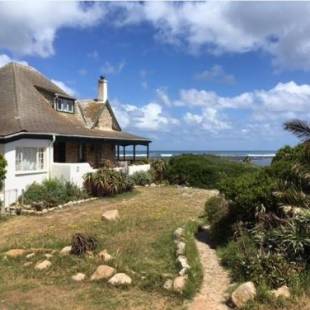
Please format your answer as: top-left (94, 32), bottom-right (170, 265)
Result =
top-left (97, 76), bottom-right (108, 102)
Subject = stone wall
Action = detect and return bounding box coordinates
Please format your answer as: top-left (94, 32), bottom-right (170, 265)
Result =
top-left (97, 106), bottom-right (119, 131)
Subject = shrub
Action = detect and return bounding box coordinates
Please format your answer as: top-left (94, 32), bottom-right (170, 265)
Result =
top-left (84, 168), bottom-right (133, 197)
top-left (70, 233), bottom-right (97, 256)
top-left (150, 159), bottom-right (167, 183)
top-left (130, 171), bottom-right (153, 186)
top-left (166, 154), bottom-right (257, 189)
top-left (0, 154), bottom-right (7, 191)
top-left (220, 233), bottom-right (300, 288)
top-left (204, 196), bottom-right (229, 226)
top-left (218, 170), bottom-right (277, 223)
top-left (22, 179), bottom-right (87, 208)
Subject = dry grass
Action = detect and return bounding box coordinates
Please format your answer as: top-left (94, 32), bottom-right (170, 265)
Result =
top-left (0, 186), bottom-right (212, 310)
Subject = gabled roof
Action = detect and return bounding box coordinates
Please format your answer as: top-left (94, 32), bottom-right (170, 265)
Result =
top-left (0, 63), bottom-right (150, 144)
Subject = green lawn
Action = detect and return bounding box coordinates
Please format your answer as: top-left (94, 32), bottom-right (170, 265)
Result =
top-left (0, 186), bottom-right (212, 310)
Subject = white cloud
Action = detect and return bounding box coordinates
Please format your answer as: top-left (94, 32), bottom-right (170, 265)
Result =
top-left (195, 65), bottom-right (235, 85)
top-left (0, 2), bottom-right (105, 57)
top-left (0, 54), bottom-right (28, 68)
top-left (112, 99), bottom-right (178, 131)
top-left (156, 88), bottom-right (172, 106)
top-left (51, 79), bottom-right (76, 96)
top-left (111, 2), bottom-right (310, 70)
top-left (101, 61), bottom-right (126, 75)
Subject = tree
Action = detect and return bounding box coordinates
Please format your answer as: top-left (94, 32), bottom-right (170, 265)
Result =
top-left (0, 154), bottom-right (6, 191)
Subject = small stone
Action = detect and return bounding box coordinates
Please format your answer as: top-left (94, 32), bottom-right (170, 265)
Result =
top-left (90, 265), bottom-right (116, 281)
top-left (35, 260), bottom-right (52, 270)
top-left (86, 251), bottom-right (94, 258)
top-left (174, 227), bottom-right (184, 239)
top-left (26, 253), bottom-right (35, 259)
top-left (179, 267), bottom-right (189, 276)
top-left (176, 241), bottom-right (186, 255)
top-left (173, 276), bottom-right (187, 293)
top-left (108, 273), bottom-right (132, 286)
top-left (231, 281), bottom-right (256, 308)
top-left (5, 249), bottom-right (27, 258)
top-left (163, 279), bottom-right (173, 290)
top-left (150, 183), bottom-right (156, 187)
top-left (98, 249), bottom-right (113, 262)
top-left (45, 253), bottom-right (53, 259)
top-left (60, 246), bottom-right (72, 256)
top-left (176, 255), bottom-right (190, 269)
top-left (271, 285), bottom-right (290, 299)
top-left (72, 273), bottom-right (86, 282)
top-left (23, 262), bottom-right (32, 267)
top-left (101, 209), bottom-right (120, 221)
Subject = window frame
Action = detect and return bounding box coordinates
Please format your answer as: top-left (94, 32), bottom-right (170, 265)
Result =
top-left (15, 147), bottom-right (46, 173)
top-left (55, 97), bottom-right (75, 114)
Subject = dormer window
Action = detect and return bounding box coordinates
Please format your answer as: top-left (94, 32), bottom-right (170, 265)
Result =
top-left (55, 97), bottom-right (74, 113)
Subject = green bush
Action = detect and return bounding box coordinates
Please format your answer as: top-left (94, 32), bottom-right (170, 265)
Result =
top-left (150, 159), bottom-right (167, 183)
top-left (220, 233), bottom-right (300, 288)
top-left (22, 179), bottom-right (87, 208)
top-left (130, 171), bottom-right (153, 186)
top-left (204, 196), bottom-right (229, 225)
top-left (0, 154), bottom-right (7, 191)
top-left (218, 170), bottom-right (277, 222)
top-left (166, 154), bottom-right (257, 189)
top-left (84, 168), bottom-right (133, 197)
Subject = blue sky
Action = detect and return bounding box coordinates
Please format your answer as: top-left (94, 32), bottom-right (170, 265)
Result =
top-left (1, 1), bottom-right (310, 151)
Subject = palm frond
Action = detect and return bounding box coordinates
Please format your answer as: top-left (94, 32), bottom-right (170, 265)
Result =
top-left (284, 119), bottom-right (310, 142)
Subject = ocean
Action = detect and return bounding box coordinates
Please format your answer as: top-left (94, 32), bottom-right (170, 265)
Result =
top-left (130, 150), bottom-right (276, 167)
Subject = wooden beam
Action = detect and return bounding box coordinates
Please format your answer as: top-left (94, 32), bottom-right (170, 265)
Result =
top-left (147, 144), bottom-right (150, 160)
top-left (123, 145), bottom-right (126, 161)
top-left (117, 145), bottom-right (120, 160)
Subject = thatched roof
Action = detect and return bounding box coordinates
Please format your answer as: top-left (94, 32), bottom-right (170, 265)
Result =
top-left (0, 63), bottom-right (150, 144)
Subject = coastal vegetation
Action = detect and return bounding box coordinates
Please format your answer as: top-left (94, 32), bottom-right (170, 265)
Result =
top-left (204, 119), bottom-right (310, 309)
top-left (0, 154), bottom-right (6, 191)
top-left (166, 154), bottom-right (258, 189)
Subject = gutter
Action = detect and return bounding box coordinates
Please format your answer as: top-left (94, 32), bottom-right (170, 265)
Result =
top-left (0, 131), bottom-right (151, 144)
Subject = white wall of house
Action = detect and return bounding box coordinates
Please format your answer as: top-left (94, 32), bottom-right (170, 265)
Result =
top-left (51, 162), bottom-right (96, 188)
top-left (128, 164), bottom-right (151, 176)
top-left (2, 139), bottom-right (53, 207)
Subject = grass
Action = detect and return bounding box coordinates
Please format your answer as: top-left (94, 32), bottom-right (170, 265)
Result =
top-left (0, 186), bottom-right (211, 310)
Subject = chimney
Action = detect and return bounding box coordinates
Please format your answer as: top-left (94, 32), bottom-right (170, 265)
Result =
top-left (97, 75), bottom-right (108, 102)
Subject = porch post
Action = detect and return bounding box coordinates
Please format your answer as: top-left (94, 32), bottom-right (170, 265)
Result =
top-left (133, 145), bottom-right (136, 161)
top-left (147, 144), bottom-right (150, 160)
top-left (117, 145), bottom-right (120, 161)
top-left (123, 145), bottom-right (126, 161)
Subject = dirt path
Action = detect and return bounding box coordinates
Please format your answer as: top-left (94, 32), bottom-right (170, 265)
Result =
top-left (188, 226), bottom-right (231, 310)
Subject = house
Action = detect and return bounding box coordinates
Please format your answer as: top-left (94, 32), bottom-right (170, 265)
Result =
top-left (0, 63), bottom-right (151, 207)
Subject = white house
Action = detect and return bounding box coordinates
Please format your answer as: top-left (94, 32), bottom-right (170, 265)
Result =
top-left (0, 63), bottom-right (151, 208)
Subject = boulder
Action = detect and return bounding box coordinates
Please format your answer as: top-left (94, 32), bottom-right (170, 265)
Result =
top-left (108, 273), bottom-right (132, 286)
top-left (231, 281), bottom-right (256, 308)
top-left (174, 227), bottom-right (184, 239)
top-left (35, 260), bottom-right (52, 270)
top-left (72, 273), bottom-right (86, 282)
top-left (60, 246), bottom-right (72, 256)
top-left (173, 276), bottom-right (187, 293)
top-left (176, 255), bottom-right (190, 269)
top-left (90, 265), bottom-right (116, 281)
top-left (163, 279), bottom-right (173, 290)
top-left (271, 285), bottom-right (290, 299)
top-left (176, 241), bottom-right (186, 255)
top-left (98, 249), bottom-right (113, 262)
top-left (5, 249), bottom-right (27, 258)
top-left (101, 210), bottom-right (119, 221)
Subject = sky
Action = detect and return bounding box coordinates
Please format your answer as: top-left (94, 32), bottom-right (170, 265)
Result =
top-left (1, 1), bottom-right (310, 151)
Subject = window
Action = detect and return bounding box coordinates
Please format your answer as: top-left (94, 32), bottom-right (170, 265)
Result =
top-left (16, 147), bottom-right (45, 172)
top-left (55, 97), bottom-right (74, 113)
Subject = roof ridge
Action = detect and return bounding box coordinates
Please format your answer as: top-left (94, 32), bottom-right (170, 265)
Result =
top-left (11, 63), bottom-right (23, 132)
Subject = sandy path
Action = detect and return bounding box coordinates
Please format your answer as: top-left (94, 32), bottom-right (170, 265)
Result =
top-left (188, 226), bottom-right (231, 310)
